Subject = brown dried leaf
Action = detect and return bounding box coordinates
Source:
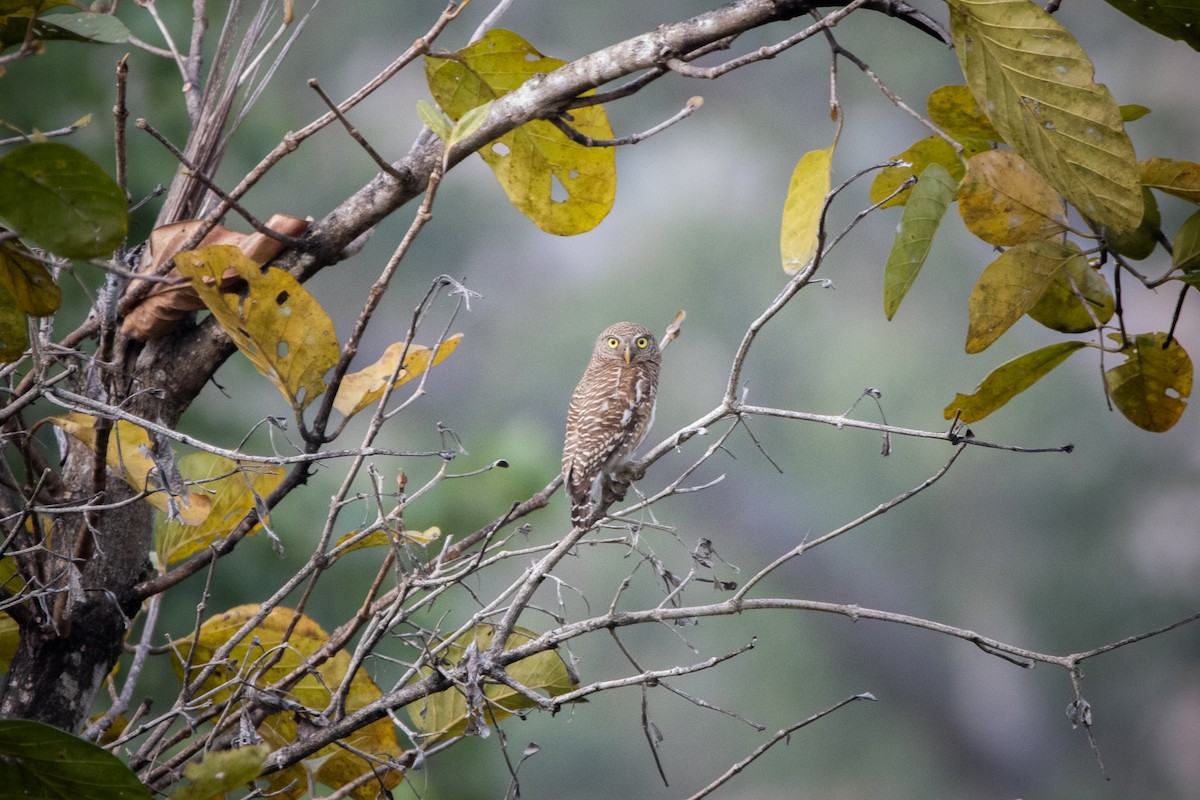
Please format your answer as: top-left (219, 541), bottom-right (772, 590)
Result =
top-left (120, 214), bottom-right (308, 340)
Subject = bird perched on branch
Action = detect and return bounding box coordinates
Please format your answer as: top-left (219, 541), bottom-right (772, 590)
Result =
top-left (562, 321), bottom-right (661, 527)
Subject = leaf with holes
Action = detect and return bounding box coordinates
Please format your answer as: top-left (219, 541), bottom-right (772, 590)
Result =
top-left (949, 0), bottom-right (1142, 232)
top-left (945, 340), bottom-right (1090, 423)
top-left (957, 149), bottom-right (1068, 246)
top-left (1104, 333), bottom-right (1192, 432)
top-left (175, 245), bottom-right (338, 412)
top-left (883, 163), bottom-right (957, 320)
top-left (780, 135), bottom-right (836, 273)
top-left (425, 28), bottom-right (615, 235)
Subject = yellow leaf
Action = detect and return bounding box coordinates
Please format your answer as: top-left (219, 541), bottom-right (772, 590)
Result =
top-left (780, 138), bottom-right (836, 273)
top-left (0, 242), bottom-right (60, 316)
top-left (1105, 188), bottom-right (1160, 261)
top-left (1105, 333), bottom-right (1192, 432)
top-left (945, 341), bottom-right (1090, 423)
top-left (927, 84), bottom-right (1001, 141)
top-left (334, 525), bottom-right (441, 555)
top-left (426, 29), bottom-right (615, 235)
top-left (333, 334), bottom-right (463, 418)
top-left (870, 135), bottom-right (967, 209)
top-left (957, 149), bottom-right (1068, 246)
top-left (0, 281), bottom-right (27, 363)
top-left (966, 240), bottom-right (1083, 354)
top-left (1140, 158), bottom-right (1200, 203)
top-left (48, 413), bottom-right (210, 525)
top-left (154, 452), bottom-right (285, 566)
top-left (175, 245), bottom-right (339, 412)
top-left (408, 624), bottom-right (577, 744)
top-left (949, 0), bottom-right (1142, 232)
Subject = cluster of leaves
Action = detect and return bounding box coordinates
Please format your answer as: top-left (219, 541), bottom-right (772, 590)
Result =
top-left (783, 0), bottom-right (1200, 432)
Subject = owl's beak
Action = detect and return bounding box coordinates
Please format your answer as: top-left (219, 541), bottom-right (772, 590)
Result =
top-left (623, 346), bottom-right (632, 364)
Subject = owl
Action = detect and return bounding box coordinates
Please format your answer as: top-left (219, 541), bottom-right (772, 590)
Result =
top-left (562, 321), bottom-right (661, 527)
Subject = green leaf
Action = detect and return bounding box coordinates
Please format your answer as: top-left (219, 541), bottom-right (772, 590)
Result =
top-left (1140, 158), bottom-right (1200, 203)
top-left (945, 341), bottom-right (1090, 423)
top-left (1105, 187), bottom-right (1160, 261)
top-left (1105, 332), bottom-right (1192, 432)
top-left (0, 719), bottom-right (151, 800)
top-left (957, 149), bottom-right (1068, 246)
top-left (1103, 0), bottom-right (1200, 51)
top-left (425, 29), bottom-right (615, 235)
top-left (882, 163), bottom-right (956, 320)
top-left (966, 239), bottom-right (1084, 353)
top-left (175, 245), bottom-right (339, 412)
top-left (780, 137), bottom-right (836, 273)
top-left (0, 281), bottom-right (29, 363)
top-left (416, 99), bottom-right (452, 141)
top-left (1173, 208), bottom-right (1200, 282)
top-left (948, 0), bottom-right (1143, 232)
top-left (1120, 104), bottom-right (1151, 122)
top-left (0, 143), bottom-right (127, 259)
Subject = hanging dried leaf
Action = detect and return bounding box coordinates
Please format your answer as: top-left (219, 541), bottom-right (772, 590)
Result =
top-left (121, 214), bottom-right (309, 340)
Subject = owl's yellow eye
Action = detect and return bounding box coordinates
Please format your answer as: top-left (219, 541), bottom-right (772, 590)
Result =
top-left (607, 337), bottom-right (620, 349)
top-left (636, 336), bottom-right (649, 348)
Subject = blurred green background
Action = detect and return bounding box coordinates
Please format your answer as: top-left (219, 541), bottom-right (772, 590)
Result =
top-left (4, 1), bottom-right (1200, 797)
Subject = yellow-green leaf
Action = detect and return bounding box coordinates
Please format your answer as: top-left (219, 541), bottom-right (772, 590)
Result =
top-left (1120, 104), bottom-right (1151, 122)
top-left (927, 84), bottom-right (1001, 141)
top-left (1173, 209), bottom-right (1200, 289)
top-left (334, 525), bottom-right (441, 555)
top-left (945, 341), bottom-right (1090, 423)
top-left (154, 453), bottom-right (285, 566)
top-left (173, 745), bottom-right (270, 800)
top-left (1140, 158), bottom-right (1200, 203)
top-left (48, 413), bottom-right (210, 525)
top-left (409, 624), bottom-right (577, 744)
top-left (1027, 244), bottom-right (1113, 333)
top-left (883, 163), bottom-right (956, 320)
top-left (175, 245), bottom-right (338, 412)
top-left (966, 239), bottom-right (1084, 353)
top-left (957, 149), bottom-right (1068, 246)
top-left (425, 29), bottom-right (615, 235)
top-left (0, 242), bottom-right (60, 316)
top-left (416, 99), bottom-right (452, 141)
top-left (0, 281), bottom-right (27, 363)
top-left (870, 135), bottom-right (965, 209)
top-left (1105, 332), bottom-right (1192, 432)
top-left (949, 0), bottom-right (1143, 232)
top-left (780, 139), bottom-right (836, 273)
top-left (1105, 187), bottom-right (1160, 261)
top-left (333, 334), bottom-right (463, 418)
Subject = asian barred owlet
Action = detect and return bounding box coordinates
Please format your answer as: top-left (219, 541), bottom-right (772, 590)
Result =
top-left (562, 321), bottom-right (661, 527)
